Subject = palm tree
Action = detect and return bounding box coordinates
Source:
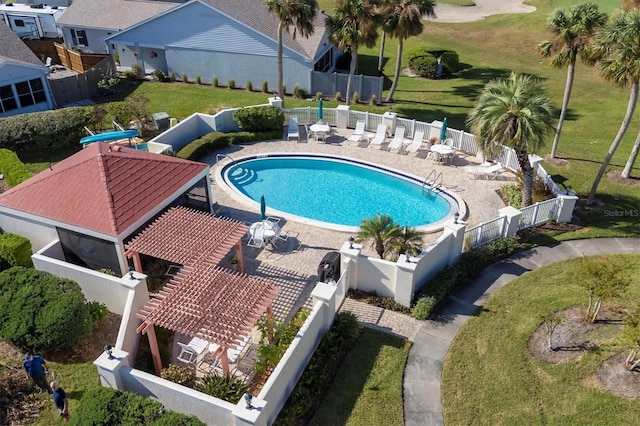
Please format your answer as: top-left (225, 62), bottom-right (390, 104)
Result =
top-left (538, 3), bottom-right (607, 159)
top-left (266, 0), bottom-right (318, 102)
top-left (388, 224), bottom-right (425, 258)
top-left (327, 0), bottom-right (382, 105)
top-left (377, 0), bottom-right (393, 75)
top-left (466, 73), bottom-right (555, 207)
top-left (588, 8), bottom-right (640, 202)
top-left (383, 0), bottom-right (436, 102)
top-left (356, 214), bottom-right (402, 259)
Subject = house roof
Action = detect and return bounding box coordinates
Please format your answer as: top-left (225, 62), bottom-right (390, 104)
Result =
top-left (0, 21), bottom-right (45, 67)
top-left (0, 143), bottom-right (208, 236)
top-left (56, 0), bottom-right (179, 31)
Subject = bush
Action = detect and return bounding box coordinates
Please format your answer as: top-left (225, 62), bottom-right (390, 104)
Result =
top-left (212, 76), bottom-right (218, 87)
top-left (174, 130), bottom-right (280, 161)
top-left (105, 101), bottom-right (135, 129)
top-left (412, 237), bottom-right (520, 319)
top-left (69, 387), bottom-right (205, 425)
top-left (262, 80), bottom-right (269, 93)
top-left (228, 79), bottom-right (235, 89)
top-left (0, 148), bottom-right (31, 187)
top-left (334, 92), bottom-right (342, 102)
top-left (132, 64), bottom-right (143, 79)
top-left (409, 54), bottom-right (438, 79)
top-left (195, 75), bottom-right (202, 85)
top-left (232, 105), bottom-right (284, 132)
top-left (0, 107), bottom-right (98, 156)
top-left (369, 94), bottom-right (377, 105)
top-left (161, 364), bottom-right (195, 388)
top-left (315, 92), bottom-right (322, 101)
top-left (0, 232), bottom-right (32, 269)
top-left (408, 47), bottom-right (460, 77)
top-left (0, 266), bottom-right (92, 353)
top-left (122, 69), bottom-right (135, 80)
top-left (255, 310), bottom-right (309, 374)
top-left (182, 73), bottom-right (189, 83)
top-left (246, 81), bottom-right (253, 91)
top-left (195, 374), bottom-right (248, 403)
top-left (87, 301), bottom-right (109, 327)
top-left (499, 183), bottom-right (523, 209)
top-left (352, 92), bottom-right (359, 104)
top-left (440, 51), bottom-right (460, 74)
top-left (293, 84), bottom-right (305, 99)
top-left (153, 69), bottom-right (166, 82)
top-left (169, 71), bottom-right (176, 82)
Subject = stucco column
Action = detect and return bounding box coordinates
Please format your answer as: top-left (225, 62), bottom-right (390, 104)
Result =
top-left (443, 218), bottom-right (467, 266)
top-left (94, 348), bottom-right (129, 390)
top-left (395, 254), bottom-right (417, 307)
top-left (556, 194), bottom-right (579, 223)
top-left (382, 111), bottom-right (397, 135)
top-left (498, 206), bottom-right (522, 238)
top-left (311, 282), bottom-right (337, 329)
top-left (232, 394), bottom-right (268, 426)
top-left (268, 96), bottom-right (282, 109)
top-left (340, 240), bottom-right (361, 291)
top-left (336, 105), bottom-right (350, 128)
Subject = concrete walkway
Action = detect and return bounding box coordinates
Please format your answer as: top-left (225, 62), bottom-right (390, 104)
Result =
top-left (404, 238), bottom-right (640, 426)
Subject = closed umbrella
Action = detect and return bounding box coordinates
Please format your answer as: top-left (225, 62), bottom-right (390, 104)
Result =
top-left (317, 99), bottom-right (323, 123)
top-left (440, 117), bottom-right (448, 142)
top-left (260, 194), bottom-right (266, 221)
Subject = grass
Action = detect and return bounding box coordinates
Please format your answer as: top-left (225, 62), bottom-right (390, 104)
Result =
top-left (441, 254), bottom-right (640, 425)
top-left (309, 328), bottom-right (410, 426)
top-left (437, 0), bottom-right (476, 6)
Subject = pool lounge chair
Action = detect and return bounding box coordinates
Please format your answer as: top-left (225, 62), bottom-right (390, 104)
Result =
top-left (464, 163), bottom-right (504, 180)
top-left (348, 120), bottom-right (366, 144)
top-left (287, 116), bottom-right (300, 141)
top-left (385, 126), bottom-right (406, 151)
top-left (404, 130), bottom-right (425, 154)
top-left (368, 124), bottom-right (388, 147)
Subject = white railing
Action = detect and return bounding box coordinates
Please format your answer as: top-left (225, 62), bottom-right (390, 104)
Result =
top-left (518, 198), bottom-right (560, 230)
top-left (464, 216), bottom-right (507, 251)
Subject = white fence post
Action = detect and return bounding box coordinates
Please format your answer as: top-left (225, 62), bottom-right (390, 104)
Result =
top-left (443, 218), bottom-right (467, 266)
top-left (498, 206), bottom-right (522, 237)
top-left (556, 194), bottom-right (580, 223)
top-left (94, 348), bottom-right (130, 389)
top-left (340, 240), bottom-right (361, 291)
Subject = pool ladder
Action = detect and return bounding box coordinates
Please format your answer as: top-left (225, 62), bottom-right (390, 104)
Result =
top-left (423, 169), bottom-right (443, 196)
top-left (216, 153), bottom-right (237, 166)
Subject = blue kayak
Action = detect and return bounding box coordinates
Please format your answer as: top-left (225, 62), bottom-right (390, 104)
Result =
top-left (80, 130), bottom-right (139, 145)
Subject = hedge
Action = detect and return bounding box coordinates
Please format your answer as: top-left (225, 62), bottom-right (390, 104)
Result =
top-left (69, 387), bottom-right (205, 426)
top-left (408, 47), bottom-right (461, 78)
top-left (0, 148), bottom-right (31, 187)
top-left (231, 106), bottom-right (284, 132)
top-left (175, 130), bottom-right (281, 161)
top-left (0, 106), bottom-right (99, 156)
top-left (0, 232), bottom-right (33, 269)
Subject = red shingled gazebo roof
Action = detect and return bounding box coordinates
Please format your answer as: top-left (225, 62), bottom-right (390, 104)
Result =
top-left (125, 206), bottom-right (249, 267)
top-left (137, 265), bottom-right (280, 350)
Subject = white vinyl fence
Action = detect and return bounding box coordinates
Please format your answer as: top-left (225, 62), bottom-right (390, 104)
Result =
top-left (463, 216), bottom-right (507, 251)
top-left (518, 198), bottom-right (560, 230)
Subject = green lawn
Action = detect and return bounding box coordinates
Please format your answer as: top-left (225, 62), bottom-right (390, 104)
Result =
top-left (442, 254), bottom-right (640, 425)
top-left (309, 328), bottom-right (410, 426)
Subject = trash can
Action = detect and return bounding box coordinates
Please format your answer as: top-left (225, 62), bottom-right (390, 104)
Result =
top-left (152, 112), bottom-right (170, 131)
top-left (317, 251), bottom-right (341, 283)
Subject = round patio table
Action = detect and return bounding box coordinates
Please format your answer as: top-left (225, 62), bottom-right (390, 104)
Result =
top-left (249, 220), bottom-right (281, 243)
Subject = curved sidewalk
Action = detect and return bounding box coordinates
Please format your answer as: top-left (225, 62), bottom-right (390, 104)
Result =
top-left (404, 238), bottom-right (640, 426)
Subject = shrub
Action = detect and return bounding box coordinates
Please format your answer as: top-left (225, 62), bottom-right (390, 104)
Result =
top-left (69, 387), bottom-right (205, 426)
top-left (169, 71), bottom-right (176, 82)
top-left (409, 54), bottom-right (438, 79)
top-left (195, 374), bottom-right (248, 403)
top-left (105, 101), bottom-right (135, 129)
top-left (369, 94), bottom-right (377, 105)
top-left (315, 92), bottom-right (322, 101)
top-left (499, 183), bottom-right (523, 209)
top-left (228, 79), bottom-right (235, 89)
top-left (153, 69), bottom-right (166, 82)
top-left (175, 130), bottom-right (280, 161)
top-left (132, 64), bottom-right (143, 79)
top-left (352, 92), bottom-right (360, 104)
top-left (262, 80), bottom-right (269, 93)
top-left (122, 69), bottom-right (135, 80)
top-left (161, 364), bottom-right (195, 388)
top-left (0, 232), bottom-right (32, 269)
top-left (440, 51), bottom-right (460, 74)
top-left (232, 105), bottom-right (284, 132)
top-left (255, 310), bottom-right (309, 373)
top-left (182, 73), bottom-right (189, 83)
top-left (87, 301), bottom-right (109, 327)
top-left (212, 76), bottom-right (218, 87)
top-left (293, 84), bottom-right (305, 99)
top-left (246, 81), bottom-right (253, 91)
top-left (334, 92), bottom-right (342, 102)
top-left (195, 75), bottom-right (202, 85)
top-left (412, 296), bottom-right (437, 320)
top-left (0, 266), bottom-right (92, 353)
top-left (0, 148), bottom-right (31, 187)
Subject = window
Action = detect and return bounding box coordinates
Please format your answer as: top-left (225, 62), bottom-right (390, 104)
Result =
top-left (314, 48), bottom-right (333, 72)
top-left (0, 85), bottom-right (18, 113)
top-left (14, 19), bottom-right (25, 27)
top-left (71, 29), bottom-right (87, 46)
top-left (14, 79), bottom-right (46, 107)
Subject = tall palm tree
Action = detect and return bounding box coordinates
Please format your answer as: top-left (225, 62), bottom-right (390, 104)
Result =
top-left (377, 0), bottom-right (393, 75)
top-left (466, 73), bottom-right (555, 207)
top-left (266, 0), bottom-right (318, 102)
top-left (588, 8), bottom-right (640, 202)
top-left (327, 0), bottom-right (382, 105)
top-left (538, 3), bottom-right (607, 159)
top-left (383, 0), bottom-right (436, 102)
top-left (388, 224), bottom-right (425, 258)
top-left (356, 214), bottom-right (402, 259)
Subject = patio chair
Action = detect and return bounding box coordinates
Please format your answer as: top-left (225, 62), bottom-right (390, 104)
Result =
top-left (177, 342), bottom-right (198, 364)
top-left (368, 124), bottom-right (388, 147)
top-left (266, 216), bottom-right (282, 225)
top-left (464, 163), bottom-right (504, 180)
top-left (347, 120), bottom-right (366, 144)
top-left (385, 126), bottom-right (406, 152)
top-left (287, 116), bottom-right (300, 141)
top-left (247, 226), bottom-right (266, 248)
top-left (404, 130), bottom-right (425, 154)
top-left (272, 230), bottom-right (290, 248)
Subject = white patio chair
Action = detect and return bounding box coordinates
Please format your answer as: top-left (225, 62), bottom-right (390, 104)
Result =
top-left (287, 116), bottom-right (300, 141)
top-left (177, 342), bottom-right (198, 364)
top-left (247, 226), bottom-right (266, 248)
top-left (404, 130), bottom-right (425, 154)
top-left (347, 120), bottom-right (366, 144)
top-left (266, 216), bottom-right (282, 225)
top-left (368, 124), bottom-right (388, 147)
top-left (464, 163), bottom-right (504, 180)
top-left (385, 126), bottom-right (406, 151)
top-left (272, 230), bottom-right (290, 248)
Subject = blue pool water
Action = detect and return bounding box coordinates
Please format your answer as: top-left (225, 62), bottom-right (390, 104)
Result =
top-left (223, 155), bottom-right (453, 228)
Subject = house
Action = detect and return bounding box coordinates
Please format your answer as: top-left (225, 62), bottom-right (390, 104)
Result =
top-left (55, 0), bottom-right (181, 54)
top-left (0, 21), bottom-right (55, 117)
top-left (0, 142), bottom-right (212, 275)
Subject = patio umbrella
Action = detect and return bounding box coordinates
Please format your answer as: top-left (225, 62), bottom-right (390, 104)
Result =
top-left (317, 99), bottom-right (323, 123)
top-left (440, 117), bottom-right (448, 142)
top-left (260, 194), bottom-right (266, 221)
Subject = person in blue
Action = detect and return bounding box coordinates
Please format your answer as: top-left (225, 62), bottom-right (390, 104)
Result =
top-left (50, 381), bottom-right (70, 421)
top-left (23, 352), bottom-right (51, 393)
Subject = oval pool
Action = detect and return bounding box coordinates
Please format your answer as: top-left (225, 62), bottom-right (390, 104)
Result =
top-left (217, 154), bottom-right (463, 232)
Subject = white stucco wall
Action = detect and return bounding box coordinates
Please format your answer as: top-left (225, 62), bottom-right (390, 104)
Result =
top-left (0, 208), bottom-right (58, 251)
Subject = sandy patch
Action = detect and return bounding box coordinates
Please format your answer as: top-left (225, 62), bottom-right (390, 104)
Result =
top-left (427, 0), bottom-right (536, 24)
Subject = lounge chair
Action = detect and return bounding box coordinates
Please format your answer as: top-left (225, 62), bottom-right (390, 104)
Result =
top-left (347, 120), bottom-right (366, 144)
top-left (464, 163), bottom-right (504, 180)
top-left (368, 124), bottom-right (388, 147)
top-left (287, 116), bottom-right (300, 141)
top-left (385, 126), bottom-right (406, 151)
top-left (177, 342), bottom-right (198, 364)
top-left (404, 130), bottom-right (425, 154)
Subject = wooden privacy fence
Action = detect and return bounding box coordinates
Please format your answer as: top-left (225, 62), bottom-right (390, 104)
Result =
top-left (54, 42), bottom-right (110, 73)
top-left (48, 56), bottom-right (116, 107)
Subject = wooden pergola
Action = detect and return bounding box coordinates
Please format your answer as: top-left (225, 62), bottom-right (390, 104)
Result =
top-left (125, 206), bottom-right (249, 274)
top-left (136, 265), bottom-right (279, 375)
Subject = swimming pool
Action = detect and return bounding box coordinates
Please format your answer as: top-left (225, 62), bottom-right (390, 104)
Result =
top-left (217, 154), bottom-right (462, 232)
